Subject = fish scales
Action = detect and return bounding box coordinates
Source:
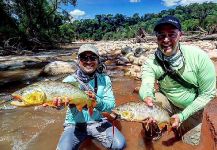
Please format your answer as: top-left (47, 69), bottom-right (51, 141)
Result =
top-left (112, 101), bottom-right (170, 124)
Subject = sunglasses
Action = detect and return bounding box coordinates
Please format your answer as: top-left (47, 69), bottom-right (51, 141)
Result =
top-left (156, 32), bottom-right (179, 40)
top-left (79, 54), bottom-right (98, 62)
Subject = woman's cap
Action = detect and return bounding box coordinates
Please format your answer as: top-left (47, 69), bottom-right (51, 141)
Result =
top-left (154, 16), bottom-right (182, 32)
top-left (78, 44), bottom-right (99, 56)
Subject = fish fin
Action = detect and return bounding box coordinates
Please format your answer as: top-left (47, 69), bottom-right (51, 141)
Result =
top-left (76, 104), bottom-right (83, 112)
top-left (167, 126), bottom-right (173, 133)
top-left (88, 107), bottom-right (94, 116)
top-left (43, 102), bottom-right (55, 107)
top-left (170, 117), bottom-right (175, 125)
top-left (91, 100), bottom-right (97, 108)
top-left (166, 117), bottom-right (176, 132)
top-left (172, 127), bottom-right (182, 139)
top-left (158, 122), bottom-right (168, 131)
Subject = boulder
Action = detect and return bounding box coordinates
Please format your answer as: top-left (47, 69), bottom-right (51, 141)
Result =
top-left (43, 61), bottom-right (77, 76)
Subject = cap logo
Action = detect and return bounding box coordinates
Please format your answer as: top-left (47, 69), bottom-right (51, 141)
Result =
top-left (168, 19), bottom-right (178, 24)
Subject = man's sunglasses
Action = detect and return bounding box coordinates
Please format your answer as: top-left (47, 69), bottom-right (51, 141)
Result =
top-left (156, 32), bottom-right (179, 40)
top-left (79, 55), bottom-right (98, 62)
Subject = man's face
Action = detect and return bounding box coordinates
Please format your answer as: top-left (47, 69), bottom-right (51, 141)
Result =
top-left (78, 51), bottom-right (99, 74)
top-left (156, 24), bottom-right (182, 56)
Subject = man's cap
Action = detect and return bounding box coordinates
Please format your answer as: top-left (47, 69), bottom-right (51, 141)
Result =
top-left (154, 16), bottom-right (182, 32)
top-left (78, 44), bottom-right (99, 56)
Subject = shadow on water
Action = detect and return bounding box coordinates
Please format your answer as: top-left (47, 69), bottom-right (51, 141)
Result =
top-left (0, 66), bottom-right (197, 150)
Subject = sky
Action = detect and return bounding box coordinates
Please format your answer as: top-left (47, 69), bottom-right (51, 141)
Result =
top-left (61, 0), bottom-right (217, 20)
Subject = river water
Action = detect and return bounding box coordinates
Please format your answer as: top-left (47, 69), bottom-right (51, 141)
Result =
top-left (0, 60), bottom-right (196, 150)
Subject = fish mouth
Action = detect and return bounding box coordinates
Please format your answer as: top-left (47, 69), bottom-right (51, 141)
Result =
top-left (10, 101), bottom-right (26, 106)
top-left (11, 94), bottom-right (26, 106)
top-left (110, 112), bottom-right (120, 120)
top-left (11, 94), bottom-right (23, 101)
top-left (110, 111), bottom-right (122, 120)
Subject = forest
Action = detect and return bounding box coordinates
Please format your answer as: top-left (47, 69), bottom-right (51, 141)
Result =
top-left (0, 1), bottom-right (217, 54)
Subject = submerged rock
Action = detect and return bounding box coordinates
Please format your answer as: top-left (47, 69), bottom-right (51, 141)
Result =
top-left (43, 61), bottom-right (77, 76)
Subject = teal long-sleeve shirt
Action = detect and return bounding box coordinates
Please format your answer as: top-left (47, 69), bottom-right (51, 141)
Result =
top-left (63, 73), bottom-right (115, 124)
top-left (139, 45), bottom-right (216, 122)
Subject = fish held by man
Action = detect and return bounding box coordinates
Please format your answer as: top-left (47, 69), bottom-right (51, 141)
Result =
top-left (10, 81), bottom-right (96, 114)
top-left (111, 101), bottom-right (173, 131)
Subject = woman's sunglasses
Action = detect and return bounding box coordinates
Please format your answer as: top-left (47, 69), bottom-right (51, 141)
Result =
top-left (79, 54), bottom-right (98, 62)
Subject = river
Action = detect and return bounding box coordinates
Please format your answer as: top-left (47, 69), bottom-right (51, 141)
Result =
top-left (0, 65), bottom-right (196, 150)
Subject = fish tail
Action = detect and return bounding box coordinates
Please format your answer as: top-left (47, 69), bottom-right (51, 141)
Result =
top-left (91, 99), bottom-right (97, 108)
top-left (76, 104), bottom-right (84, 112)
top-left (158, 122), bottom-right (169, 131)
top-left (88, 107), bottom-right (94, 116)
top-left (87, 99), bottom-right (97, 116)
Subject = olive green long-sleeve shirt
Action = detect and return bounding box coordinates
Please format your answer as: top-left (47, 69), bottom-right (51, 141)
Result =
top-left (139, 45), bottom-right (216, 122)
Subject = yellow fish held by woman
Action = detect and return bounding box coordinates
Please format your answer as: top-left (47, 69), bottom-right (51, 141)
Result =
top-left (11, 81), bottom-right (96, 114)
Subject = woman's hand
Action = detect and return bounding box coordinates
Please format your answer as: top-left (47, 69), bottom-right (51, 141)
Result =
top-left (85, 91), bottom-right (97, 108)
top-left (85, 91), bottom-right (96, 100)
top-left (52, 97), bottom-right (69, 107)
top-left (42, 97), bottom-right (70, 108)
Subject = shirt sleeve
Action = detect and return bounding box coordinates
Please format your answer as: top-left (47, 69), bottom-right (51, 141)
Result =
top-left (95, 75), bottom-right (115, 112)
top-left (178, 52), bottom-right (216, 122)
top-left (139, 59), bottom-right (156, 100)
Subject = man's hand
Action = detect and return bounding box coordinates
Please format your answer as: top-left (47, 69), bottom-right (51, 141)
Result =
top-left (144, 96), bottom-right (154, 107)
top-left (171, 114), bottom-right (181, 128)
top-left (143, 97), bottom-right (156, 125)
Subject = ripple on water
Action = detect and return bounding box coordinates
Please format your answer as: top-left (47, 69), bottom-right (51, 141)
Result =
top-left (0, 106), bottom-right (59, 150)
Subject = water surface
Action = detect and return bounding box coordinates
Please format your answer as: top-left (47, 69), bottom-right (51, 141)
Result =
top-left (0, 67), bottom-right (196, 150)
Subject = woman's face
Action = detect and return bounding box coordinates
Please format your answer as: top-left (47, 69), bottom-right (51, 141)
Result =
top-left (78, 51), bottom-right (99, 74)
top-left (156, 24), bottom-right (182, 56)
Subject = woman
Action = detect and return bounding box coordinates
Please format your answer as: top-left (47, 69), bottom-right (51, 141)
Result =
top-left (55, 44), bottom-right (126, 150)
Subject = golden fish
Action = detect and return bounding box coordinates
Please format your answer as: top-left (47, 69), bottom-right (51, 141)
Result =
top-left (11, 81), bottom-right (96, 114)
top-left (112, 101), bottom-right (173, 130)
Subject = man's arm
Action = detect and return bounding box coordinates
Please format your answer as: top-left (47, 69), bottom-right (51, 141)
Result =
top-left (139, 60), bottom-right (156, 101)
top-left (178, 52), bottom-right (216, 122)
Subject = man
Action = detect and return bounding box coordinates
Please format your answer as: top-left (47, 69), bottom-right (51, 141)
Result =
top-left (53, 44), bottom-right (126, 150)
top-left (139, 16), bottom-right (216, 145)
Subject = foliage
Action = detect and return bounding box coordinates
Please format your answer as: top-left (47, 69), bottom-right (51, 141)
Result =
top-left (0, 0), bottom-right (77, 49)
top-left (67, 2), bottom-right (217, 41)
top-left (0, 1), bottom-right (217, 49)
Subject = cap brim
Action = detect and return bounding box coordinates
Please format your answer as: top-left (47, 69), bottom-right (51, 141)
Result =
top-left (78, 50), bottom-right (99, 56)
top-left (154, 23), bottom-right (180, 31)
